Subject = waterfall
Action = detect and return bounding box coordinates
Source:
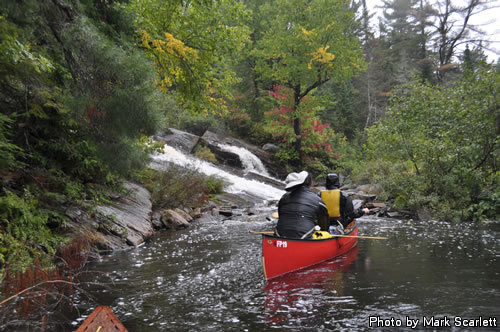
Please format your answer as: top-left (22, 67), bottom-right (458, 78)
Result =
top-left (150, 144), bottom-right (284, 201)
top-left (217, 144), bottom-right (270, 177)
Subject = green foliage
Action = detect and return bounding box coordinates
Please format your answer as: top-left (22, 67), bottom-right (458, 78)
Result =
top-left (253, 0), bottom-right (364, 88)
top-left (0, 0), bottom-right (167, 275)
top-left (251, 0), bottom-right (364, 163)
top-left (178, 112), bottom-right (221, 137)
top-left (204, 176), bottom-right (225, 196)
top-left (125, 0), bottom-right (250, 114)
top-left (0, 113), bottom-right (23, 171)
top-left (0, 190), bottom-right (66, 272)
top-left (63, 17), bottom-right (165, 176)
top-left (194, 146), bottom-right (218, 164)
top-left (136, 167), bottom-right (225, 209)
top-left (366, 66), bottom-right (499, 221)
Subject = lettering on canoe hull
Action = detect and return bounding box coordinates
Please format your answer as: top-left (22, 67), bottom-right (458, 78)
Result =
top-left (276, 240), bottom-right (287, 248)
top-left (266, 239), bottom-right (288, 248)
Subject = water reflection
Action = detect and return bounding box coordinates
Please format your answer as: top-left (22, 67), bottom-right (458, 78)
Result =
top-left (264, 246), bottom-right (359, 328)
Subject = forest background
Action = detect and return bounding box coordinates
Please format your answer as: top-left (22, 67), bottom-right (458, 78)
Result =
top-left (0, 0), bottom-right (498, 274)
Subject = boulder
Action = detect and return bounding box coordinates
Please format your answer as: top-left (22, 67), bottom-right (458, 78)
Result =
top-left (346, 191), bottom-right (377, 202)
top-left (262, 143), bottom-right (280, 153)
top-left (190, 207), bottom-right (202, 219)
top-left (151, 210), bottom-right (164, 230)
top-left (155, 128), bottom-right (200, 154)
top-left (416, 208), bottom-right (433, 221)
top-left (174, 208), bottom-right (194, 222)
top-left (161, 209), bottom-right (190, 229)
top-left (354, 184), bottom-right (383, 195)
top-left (367, 202), bottom-right (387, 209)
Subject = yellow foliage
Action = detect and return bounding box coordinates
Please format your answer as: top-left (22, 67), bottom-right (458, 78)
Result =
top-left (141, 30), bottom-right (151, 49)
top-left (300, 27), bottom-right (315, 36)
top-left (298, 27), bottom-right (316, 45)
top-left (163, 32), bottom-right (198, 59)
top-left (307, 45), bottom-right (335, 69)
top-left (325, 22), bottom-right (335, 30)
top-left (143, 30), bottom-right (198, 60)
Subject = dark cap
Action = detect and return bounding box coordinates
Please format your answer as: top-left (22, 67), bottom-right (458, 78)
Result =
top-left (325, 173), bottom-right (340, 189)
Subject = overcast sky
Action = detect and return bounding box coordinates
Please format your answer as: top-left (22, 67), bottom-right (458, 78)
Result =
top-left (364, 0), bottom-right (500, 62)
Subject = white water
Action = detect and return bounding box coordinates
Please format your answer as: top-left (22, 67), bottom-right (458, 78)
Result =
top-left (218, 144), bottom-right (270, 177)
top-left (150, 144), bottom-right (284, 201)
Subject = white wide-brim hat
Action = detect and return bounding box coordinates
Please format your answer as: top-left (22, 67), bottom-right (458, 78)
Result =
top-left (285, 171), bottom-right (310, 190)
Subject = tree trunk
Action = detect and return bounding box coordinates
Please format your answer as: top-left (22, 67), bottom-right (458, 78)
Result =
top-left (293, 85), bottom-right (303, 166)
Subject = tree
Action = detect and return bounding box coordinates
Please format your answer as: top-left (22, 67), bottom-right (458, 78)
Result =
top-left (125, 0), bottom-right (250, 114)
top-left (429, 0), bottom-right (491, 82)
top-left (366, 66), bottom-right (499, 220)
top-left (252, 0), bottom-right (364, 165)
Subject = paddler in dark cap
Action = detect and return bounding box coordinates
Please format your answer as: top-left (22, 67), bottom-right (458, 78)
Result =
top-left (320, 173), bottom-right (369, 234)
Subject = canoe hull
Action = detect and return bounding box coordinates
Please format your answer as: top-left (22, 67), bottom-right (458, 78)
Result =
top-left (262, 226), bottom-right (358, 280)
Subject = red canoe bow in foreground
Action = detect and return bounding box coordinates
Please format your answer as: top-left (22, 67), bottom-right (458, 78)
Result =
top-left (261, 226), bottom-right (359, 280)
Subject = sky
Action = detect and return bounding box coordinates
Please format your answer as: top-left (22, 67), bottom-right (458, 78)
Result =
top-left (364, 0), bottom-right (500, 62)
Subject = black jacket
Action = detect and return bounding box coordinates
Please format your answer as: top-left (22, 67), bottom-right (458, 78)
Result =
top-left (276, 186), bottom-right (329, 238)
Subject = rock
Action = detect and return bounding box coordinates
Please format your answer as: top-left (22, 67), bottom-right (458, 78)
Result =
top-left (151, 210), bottom-right (164, 230)
top-left (354, 184), bottom-right (383, 195)
top-left (367, 202), bottom-right (386, 209)
top-left (246, 207), bottom-right (258, 215)
top-left (155, 128), bottom-right (200, 153)
top-left (64, 182), bottom-right (153, 251)
top-left (386, 211), bottom-right (403, 218)
top-left (161, 209), bottom-right (190, 229)
top-left (262, 143), bottom-right (280, 153)
top-left (200, 130), bottom-right (287, 179)
top-left (174, 208), bottom-right (194, 222)
top-left (246, 171), bottom-right (285, 188)
top-left (218, 206), bottom-right (233, 217)
top-left (346, 191), bottom-right (377, 202)
top-left (416, 208), bottom-right (433, 221)
top-left (95, 182), bottom-right (153, 247)
top-left (189, 207), bottom-right (202, 219)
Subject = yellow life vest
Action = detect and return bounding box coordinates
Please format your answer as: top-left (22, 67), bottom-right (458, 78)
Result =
top-left (321, 189), bottom-right (341, 218)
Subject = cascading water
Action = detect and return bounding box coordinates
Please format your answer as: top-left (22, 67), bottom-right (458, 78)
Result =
top-left (150, 144), bottom-right (284, 202)
top-left (217, 144), bottom-right (270, 177)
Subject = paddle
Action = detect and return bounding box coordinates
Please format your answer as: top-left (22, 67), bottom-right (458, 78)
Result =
top-left (248, 229), bottom-right (388, 240)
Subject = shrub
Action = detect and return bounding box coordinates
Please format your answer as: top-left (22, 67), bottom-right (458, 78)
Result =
top-left (194, 145), bottom-right (217, 164)
top-left (136, 167), bottom-right (226, 209)
top-left (0, 190), bottom-right (66, 275)
top-left (365, 66), bottom-right (499, 221)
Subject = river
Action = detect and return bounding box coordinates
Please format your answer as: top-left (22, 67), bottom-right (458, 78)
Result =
top-left (63, 145), bottom-right (499, 331)
top-left (66, 212), bottom-right (500, 331)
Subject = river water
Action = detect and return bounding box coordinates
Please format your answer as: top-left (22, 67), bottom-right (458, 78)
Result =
top-left (63, 145), bottom-right (500, 331)
top-left (69, 212), bottom-right (500, 331)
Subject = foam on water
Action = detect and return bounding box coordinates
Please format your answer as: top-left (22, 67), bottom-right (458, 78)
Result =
top-left (218, 143), bottom-right (270, 176)
top-left (150, 144), bottom-right (284, 201)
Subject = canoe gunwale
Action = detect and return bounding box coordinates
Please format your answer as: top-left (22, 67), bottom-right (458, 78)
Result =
top-left (261, 224), bottom-right (358, 242)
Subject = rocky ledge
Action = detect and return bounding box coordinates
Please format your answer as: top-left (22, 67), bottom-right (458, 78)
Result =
top-left (61, 182), bottom-right (259, 254)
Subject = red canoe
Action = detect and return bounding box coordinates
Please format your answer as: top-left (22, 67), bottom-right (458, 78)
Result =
top-left (261, 226), bottom-right (359, 280)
